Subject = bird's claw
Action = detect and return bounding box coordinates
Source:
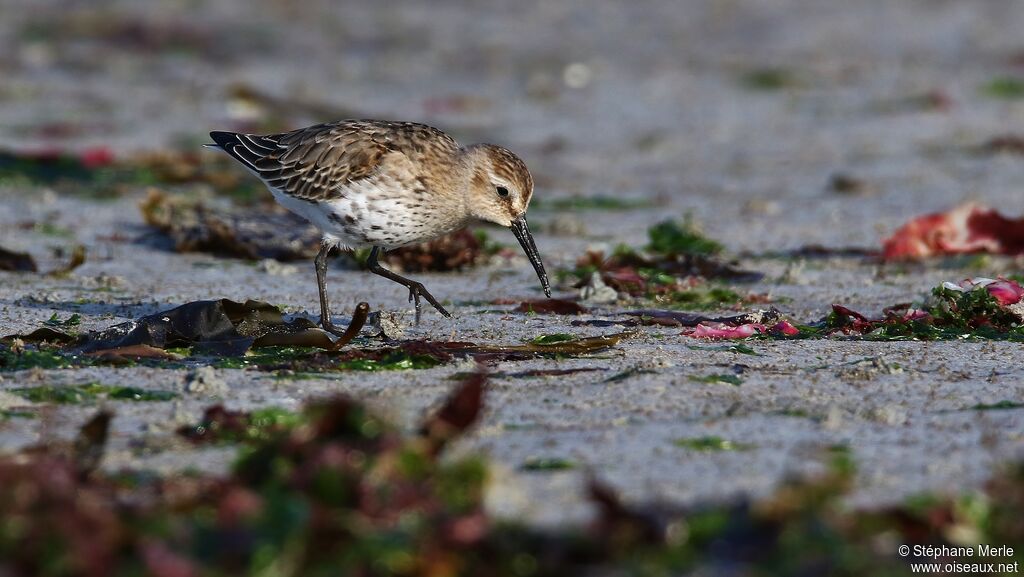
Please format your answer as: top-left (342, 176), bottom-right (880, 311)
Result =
top-left (406, 282), bottom-right (451, 325)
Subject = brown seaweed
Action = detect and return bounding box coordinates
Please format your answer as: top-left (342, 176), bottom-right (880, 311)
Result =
top-left (514, 298), bottom-right (589, 315)
top-left (368, 228), bottom-right (492, 272)
top-left (622, 308), bottom-right (783, 327)
top-left (140, 189), bottom-right (322, 261)
top-left (4, 299), bottom-right (368, 358)
top-left (0, 244), bottom-right (84, 275)
top-left (141, 190), bottom-right (500, 271)
top-left (260, 331), bottom-right (631, 373)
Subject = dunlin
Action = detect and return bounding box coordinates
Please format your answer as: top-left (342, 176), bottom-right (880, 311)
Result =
top-left (206, 120), bottom-right (550, 332)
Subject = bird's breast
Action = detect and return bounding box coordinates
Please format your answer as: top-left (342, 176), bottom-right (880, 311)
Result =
top-left (312, 175), bottom-right (467, 249)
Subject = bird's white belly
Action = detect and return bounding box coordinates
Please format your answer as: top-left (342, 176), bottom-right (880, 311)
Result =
top-left (266, 179), bottom-right (464, 251)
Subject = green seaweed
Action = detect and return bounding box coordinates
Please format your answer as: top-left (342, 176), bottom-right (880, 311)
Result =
top-left (500, 422), bottom-right (540, 431)
top-left (662, 285), bottom-right (745, 311)
top-left (0, 347), bottom-right (71, 371)
top-left (520, 457), bottom-right (576, 472)
top-left (560, 219), bottom-right (760, 311)
top-left (565, 259), bottom-right (751, 310)
top-left (969, 400), bottom-right (1024, 411)
top-left (739, 68), bottom-right (798, 91)
top-left (472, 229), bottom-right (506, 255)
top-left (532, 195), bottom-right (656, 212)
top-left (244, 407), bottom-right (305, 441)
top-left (178, 405), bottom-right (306, 445)
top-left (0, 148), bottom-right (277, 201)
top-left (449, 368), bottom-right (606, 381)
top-left (0, 151), bottom-right (153, 199)
top-left (212, 356), bottom-right (249, 369)
top-left (929, 283), bottom-right (1020, 329)
top-left (604, 367), bottom-right (657, 383)
top-left (270, 371), bottom-right (349, 381)
top-left (44, 313), bottom-right (81, 328)
top-left (0, 409), bottom-right (35, 420)
top-left (687, 343), bottom-right (760, 355)
top-left (336, 353), bottom-right (443, 371)
top-left (646, 217), bottom-right (723, 257)
top-left (981, 76), bottom-right (1024, 100)
top-left (688, 373), bottom-right (743, 386)
top-left (482, 331), bottom-right (632, 356)
top-left (674, 436), bottom-right (754, 451)
top-left (32, 222), bottom-right (74, 237)
top-left (10, 384), bottom-right (97, 404)
top-left (214, 346), bottom-right (319, 369)
top-left (0, 151), bottom-right (104, 184)
top-left (775, 408), bottom-right (815, 419)
top-left (11, 382), bottom-right (177, 404)
top-left (102, 385), bottom-right (179, 402)
top-left (217, 347), bottom-right (443, 372)
top-left (529, 333), bottom-right (578, 345)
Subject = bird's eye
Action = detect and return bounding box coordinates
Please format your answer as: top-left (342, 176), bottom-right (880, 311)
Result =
top-left (496, 186), bottom-right (510, 197)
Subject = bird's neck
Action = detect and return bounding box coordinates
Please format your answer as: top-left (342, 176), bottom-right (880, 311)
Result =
top-left (454, 145), bottom-right (491, 218)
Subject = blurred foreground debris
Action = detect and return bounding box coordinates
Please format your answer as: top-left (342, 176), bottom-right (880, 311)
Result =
top-left (0, 376), bottom-right (1021, 576)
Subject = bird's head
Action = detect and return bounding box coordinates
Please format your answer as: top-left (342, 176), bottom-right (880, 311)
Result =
top-left (463, 144), bottom-right (550, 297)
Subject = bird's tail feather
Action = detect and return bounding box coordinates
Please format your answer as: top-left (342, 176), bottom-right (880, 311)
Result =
top-left (205, 131), bottom-right (279, 172)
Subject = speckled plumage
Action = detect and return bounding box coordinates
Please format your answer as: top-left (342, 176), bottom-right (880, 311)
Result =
top-left (209, 120), bottom-right (530, 250)
top-left (207, 119), bottom-right (549, 326)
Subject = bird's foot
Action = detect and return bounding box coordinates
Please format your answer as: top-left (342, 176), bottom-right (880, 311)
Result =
top-left (406, 282), bottom-right (451, 325)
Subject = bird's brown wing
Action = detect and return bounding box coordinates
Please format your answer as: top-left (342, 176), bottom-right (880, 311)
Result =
top-left (209, 120), bottom-right (459, 202)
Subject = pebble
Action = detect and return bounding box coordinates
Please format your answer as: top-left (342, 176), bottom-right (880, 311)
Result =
top-left (823, 406), bottom-right (845, 431)
top-left (866, 404), bottom-right (908, 426)
top-left (579, 272), bottom-right (618, 304)
top-left (367, 310), bottom-right (407, 340)
top-left (183, 365), bottom-right (229, 396)
top-left (258, 259), bottom-right (298, 276)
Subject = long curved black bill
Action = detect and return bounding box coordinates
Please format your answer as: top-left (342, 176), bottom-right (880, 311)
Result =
top-left (510, 215), bottom-right (551, 297)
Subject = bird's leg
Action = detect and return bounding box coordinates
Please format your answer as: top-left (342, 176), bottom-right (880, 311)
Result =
top-left (365, 246), bottom-right (451, 324)
top-left (314, 244), bottom-right (351, 338)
